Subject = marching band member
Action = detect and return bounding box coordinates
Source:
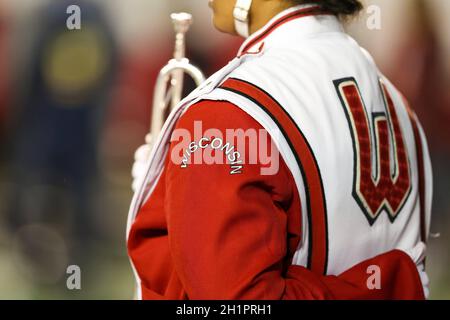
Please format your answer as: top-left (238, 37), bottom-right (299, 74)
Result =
top-left (127, 0), bottom-right (432, 299)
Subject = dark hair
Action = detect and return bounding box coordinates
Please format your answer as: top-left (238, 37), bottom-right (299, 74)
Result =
top-left (293, 0), bottom-right (363, 17)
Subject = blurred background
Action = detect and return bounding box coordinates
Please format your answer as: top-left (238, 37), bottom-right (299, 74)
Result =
top-left (0, 0), bottom-right (448, 299)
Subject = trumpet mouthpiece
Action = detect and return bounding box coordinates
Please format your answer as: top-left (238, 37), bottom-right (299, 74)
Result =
top-left (171, 12), bottom-right (193, 34)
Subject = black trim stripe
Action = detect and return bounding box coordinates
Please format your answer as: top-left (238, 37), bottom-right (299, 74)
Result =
top-left (220, 77), bottom-right (329, 275)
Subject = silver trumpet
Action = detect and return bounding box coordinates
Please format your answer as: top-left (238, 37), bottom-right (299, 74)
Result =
top-left (146, 12), bottom-right (206, 146)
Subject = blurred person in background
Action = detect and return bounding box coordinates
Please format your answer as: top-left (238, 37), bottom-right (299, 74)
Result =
top-left (128, 0), bottom-right (431, 299)
top-left (6, 0), bottom-right (117, 274)
top-left (0, 3), bottom-right (9, 147)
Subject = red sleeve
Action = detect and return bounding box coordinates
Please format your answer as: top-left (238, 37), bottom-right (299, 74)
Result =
top-left (165, 100), bottom-right (425, 300)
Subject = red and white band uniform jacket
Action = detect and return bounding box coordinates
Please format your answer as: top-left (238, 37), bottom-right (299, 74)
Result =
top-left (127, 4), bottom-right (433, 299)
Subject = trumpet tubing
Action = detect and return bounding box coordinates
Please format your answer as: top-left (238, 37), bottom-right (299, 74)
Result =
top-left (148, 12), bottom-right (206, 145)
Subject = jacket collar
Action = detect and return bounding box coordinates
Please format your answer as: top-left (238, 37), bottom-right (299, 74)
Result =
top-left (237, 4), bottom-right (343, 57)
